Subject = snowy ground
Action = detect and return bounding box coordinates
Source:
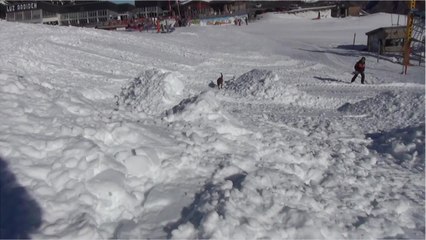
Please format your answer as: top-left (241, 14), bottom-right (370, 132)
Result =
top-left (0, 12), bottom-right (424, 239)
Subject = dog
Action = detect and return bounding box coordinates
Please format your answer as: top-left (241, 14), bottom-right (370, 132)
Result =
top-left (216, 73), bottom-right (224, 89)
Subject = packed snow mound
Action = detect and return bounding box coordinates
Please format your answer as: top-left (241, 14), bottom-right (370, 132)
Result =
top-left (367, 124), bottom-right (425, 172)
top-left (226, 69), bottom-right (306, 103)
top-left (116, 69), bottom-right (185, 115)
top-left (226, 69), bottom-right (278, 96)
top-left (338, 91), bottom-right (425, 128)
top-left (165, 91), bottom-right (220, 121)
top-left (164, 91), bottom-right (251, 136)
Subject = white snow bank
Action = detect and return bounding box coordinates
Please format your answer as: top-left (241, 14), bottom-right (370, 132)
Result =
top-left (338, 91), bottom-right (425, 129)
top-left (164, 91), bottom-right (251, 136)
top-left (226, 69), bottom-right (307, 104)
top-left (164, 91), bottom-right (220, 121)
top-left (0, 69), bottom-right (185, 238)
top-left (116, 69), bottom-right (186, 115)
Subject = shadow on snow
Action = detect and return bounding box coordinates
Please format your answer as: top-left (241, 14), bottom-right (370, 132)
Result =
top-left (163, 173), bottom-right (247, 238)
top-left (0, 156), bottom-right (43, 239)
top-left (313, 76), bottom-right (349, 84)
top-left (366, 124), bottom-right (425, 172)
top-left (299, 45), bottom-right (406, 65)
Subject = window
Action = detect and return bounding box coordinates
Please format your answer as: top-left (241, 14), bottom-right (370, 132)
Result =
top-left (89, 11), bottom-right (97, 17)
top-left (6, 12), bottom-right (15, 21)
top-left (24, 11), bottom-right (31, 20)
top-left (69, 12), bottom-right (77, 19)
top-left (32, 10), bottom-right (41, 19)
top-left (88, 18), bottom-right (97, 23)
top-left (15, 12), bottom-right (23, 21)
top-left (43, 11), bottom-right (56, 18)
top-left (385, 38), bottom-right (404, 47)
top-left (79, 12), bottom-right (87, 18)
top-left (98, 10), bottom-right (107, 16)
top-left (79, 19), bottom-right (87, 25)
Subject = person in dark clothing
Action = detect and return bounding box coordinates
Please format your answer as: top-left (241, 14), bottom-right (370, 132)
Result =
top-left (351, 57), bottom-right (366, 84)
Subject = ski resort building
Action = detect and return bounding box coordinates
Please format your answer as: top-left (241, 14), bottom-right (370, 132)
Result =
top-left (179, 1), bottom-right (247, 19)
top-left (3, 1), bottom-right (167, 27)
top-left (134, 1), bottom-right (169, 18)
top-left (366, 26), bottom-right (406, 54)
top-left (332, 2), bottom-right (363, 18)
top-left (177, 1), bottom-right (249, 26)
top-left (286, 5), bottom-right (336, 19)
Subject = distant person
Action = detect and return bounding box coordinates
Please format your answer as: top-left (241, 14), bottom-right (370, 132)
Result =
top-left (245, 17), bottom-right (248, 25)
top-left (351, 57), bottom-right (366, 84)
top-left (156, 20), bottom-right (161, 33)
top-left (146, 22), bottom-right (151, 32)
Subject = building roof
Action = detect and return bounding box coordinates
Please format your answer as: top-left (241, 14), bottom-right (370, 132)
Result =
top-left (365, 26), bottom-right (406, 36)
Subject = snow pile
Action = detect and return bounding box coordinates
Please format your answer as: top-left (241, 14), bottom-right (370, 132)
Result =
top-left (165, 91), bottom-right (220, 121)
top-left (367, 124), bottom-right (425, 172)
top-left (170, 149), bottom-right (335, 239)
top-left (116, 69), bottom-right (186, 115)
top-left (0, 69), bottom-right (184, 238)
top-left (226, 69), bottom-right (306, 103)
top-left (337, 91), bottom-right (425, 129)
top-left (169, 178), bottom-right (245, 239)
top-left (164, 91), bottom-right (251, 136)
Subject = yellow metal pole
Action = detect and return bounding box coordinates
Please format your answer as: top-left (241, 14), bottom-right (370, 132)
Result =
top-left (402, 0), bottom-right (416, 74)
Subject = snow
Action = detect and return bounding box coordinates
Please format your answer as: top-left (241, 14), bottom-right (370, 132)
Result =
top-left (0, 12), bottom-right (424, 239)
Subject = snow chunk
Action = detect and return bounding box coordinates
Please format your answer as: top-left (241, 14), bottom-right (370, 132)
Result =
top-left (171, 223), bottom-right (197, 239)
top-left (86, 169), bottom-right (140, 221)
top-left (116, 69), bottom-right (185, 115)
top-left (164, 91), bottom-right (250, 136)
top-left (116, 148), bottom-right (161, 177)
top-left (165, 91), bottom-right (221, 122)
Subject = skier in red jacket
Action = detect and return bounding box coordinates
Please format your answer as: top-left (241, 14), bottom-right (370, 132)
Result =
top-left (351, 57), bottom-right (366, 84)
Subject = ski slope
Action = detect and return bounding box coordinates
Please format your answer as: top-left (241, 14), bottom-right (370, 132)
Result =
top-left (0, 12), bottom-right (424, 239)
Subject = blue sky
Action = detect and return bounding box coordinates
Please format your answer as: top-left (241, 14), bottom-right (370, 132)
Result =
top-left (111, 0), bottom-right (135, 5)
